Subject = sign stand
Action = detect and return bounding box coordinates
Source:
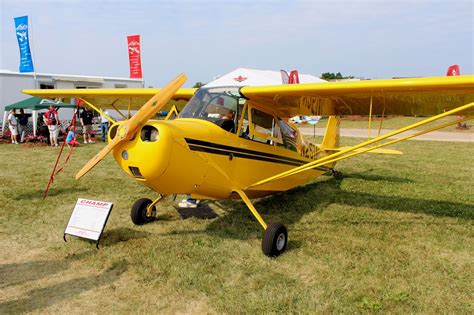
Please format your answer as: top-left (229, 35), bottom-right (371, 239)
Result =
top-left (64, 198), bottom-right (113, 249)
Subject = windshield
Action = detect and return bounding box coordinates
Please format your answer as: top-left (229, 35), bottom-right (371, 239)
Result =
top-left (179, 87), bottom-right (241, 132)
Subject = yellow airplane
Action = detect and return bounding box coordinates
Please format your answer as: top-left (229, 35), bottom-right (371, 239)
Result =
top-left (23, 73), bottom-right (474, 256)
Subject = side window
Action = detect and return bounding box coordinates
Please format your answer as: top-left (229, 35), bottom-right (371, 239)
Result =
top-left (277, 120), bottom-right (298, 152)
top-left (248, 108), bottom-right (281, 145)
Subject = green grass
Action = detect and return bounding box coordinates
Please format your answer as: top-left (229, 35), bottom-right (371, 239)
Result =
top-left (0, 138), bottom-right (473, 313)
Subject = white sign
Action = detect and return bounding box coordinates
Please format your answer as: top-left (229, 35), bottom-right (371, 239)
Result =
top-left (65, 198), bottom-right (113, 241)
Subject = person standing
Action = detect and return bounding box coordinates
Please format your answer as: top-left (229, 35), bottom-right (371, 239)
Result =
top-left (80, 107), bottom-right (95, 144)
top-left (17, 109), bottom-right (29, 143)
top-left (100, 109), bottom-right (110, 142)
top-left (178, 195), bottom-right (200, 208)
top-left (44, 105), bottom-right (60, 147)
top-left (7, 109), bottom-right (19, 144)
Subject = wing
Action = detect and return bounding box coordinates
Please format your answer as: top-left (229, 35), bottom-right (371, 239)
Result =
top-left (240, 75), bottom-right (474, 117)
top-left (244, 75), bottom-right (474, 190)
top-left (21, 88), bottom-right (197, 111)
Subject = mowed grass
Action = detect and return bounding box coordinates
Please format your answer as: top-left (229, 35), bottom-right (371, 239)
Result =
top-left (0, 137), bottom-right (473, 313)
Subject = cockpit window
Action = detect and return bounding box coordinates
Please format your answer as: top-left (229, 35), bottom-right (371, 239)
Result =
top-left (179, 87), bottom-right (241, 133)
top-left (248, 108), bottom-right (281, 145)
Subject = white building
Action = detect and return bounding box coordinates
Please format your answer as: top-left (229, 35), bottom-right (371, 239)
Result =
top-left (0, 70), bottom-right (143, 112)
top-left (0, 70), bottom-right (143, 134)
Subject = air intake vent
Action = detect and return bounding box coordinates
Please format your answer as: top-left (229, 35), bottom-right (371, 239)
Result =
top-left (129, 166), bottom-right (144, 179)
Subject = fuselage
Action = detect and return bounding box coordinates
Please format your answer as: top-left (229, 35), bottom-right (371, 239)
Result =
top-left (109, 86), bottom-right (338, 199)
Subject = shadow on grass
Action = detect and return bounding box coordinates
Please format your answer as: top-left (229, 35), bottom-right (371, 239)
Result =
top-left (194, 173), bottom-right (472, 242)
top-left (0, 251), bottom-right (95, 289)
top-left (100, 227), bottom-right (150, 247)
top-left (342, 172), bottom-right (414, 183)
top-left (0, 261), bottom-right (127, 313)
top-left (0, 260), bottom-right (69, 289)
top-left (13, 187), bottom-right (88, 200)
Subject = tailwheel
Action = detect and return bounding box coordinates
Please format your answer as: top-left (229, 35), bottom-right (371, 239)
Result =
top-left (262, 223), bottom-right (288, 257)
top-left (331, 169), bottom-right (343, 180)
top-left (131, 198), bottom-right (156, 225)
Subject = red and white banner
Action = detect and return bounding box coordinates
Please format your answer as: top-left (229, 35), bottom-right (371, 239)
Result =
top-left (446, 64), bottom-right (460, 76)
top-left (280, 70), bottom-right (289, 84)
top-left (127, 35), bottom-right (143, 79)
top-left (288, 70), bottom-right (300, 84)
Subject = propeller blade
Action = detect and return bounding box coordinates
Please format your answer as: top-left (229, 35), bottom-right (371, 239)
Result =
top-left (75, 136), bottom-right (121, 180)
top-left (75, 73), bottom-right (187, 180)
top-left (122, 73), bottom-right (187, 138)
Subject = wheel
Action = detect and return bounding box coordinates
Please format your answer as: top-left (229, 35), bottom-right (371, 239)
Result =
top-left (131, 198), bottom-right (156, 225)
top-left (262, 223), bottom-right (288, 257)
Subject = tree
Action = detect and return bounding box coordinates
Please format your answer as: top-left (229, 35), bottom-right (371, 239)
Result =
top-left (193, 82), bottom-right (206, 88)
top-left (321, 72), bottom-right (354, 81)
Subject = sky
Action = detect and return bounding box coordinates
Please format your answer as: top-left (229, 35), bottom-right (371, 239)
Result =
top-left (1, 0), bottom-right (472, 87)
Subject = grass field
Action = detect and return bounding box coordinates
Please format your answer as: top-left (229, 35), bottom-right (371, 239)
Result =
top-left (0, 137), bottom-right (473, 313)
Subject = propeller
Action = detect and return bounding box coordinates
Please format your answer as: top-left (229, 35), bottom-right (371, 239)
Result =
top-left (75, 73), bottom-right (187, 180)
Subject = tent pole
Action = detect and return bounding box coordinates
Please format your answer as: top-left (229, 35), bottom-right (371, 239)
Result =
top-left (1, 111), bottom-right (8, 137)
top-left (32, 110), bottom-right (37, 137)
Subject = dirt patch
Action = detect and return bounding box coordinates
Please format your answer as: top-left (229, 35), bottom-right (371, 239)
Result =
top-left (0, 139), bottom-right (12, 145)
top-left (21, 142), bottom-right (49, 147)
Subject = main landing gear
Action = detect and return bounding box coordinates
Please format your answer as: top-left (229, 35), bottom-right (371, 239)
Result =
top-left (130, 195), bottom-right (162, 225)
top-left (235, 190), bottom-right (288, 257)
top-left (131, 191), bottom-right (288, 257)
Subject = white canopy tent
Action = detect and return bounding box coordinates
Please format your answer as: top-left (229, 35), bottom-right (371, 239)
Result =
top-left (204, 68), bottom-right (326, 88)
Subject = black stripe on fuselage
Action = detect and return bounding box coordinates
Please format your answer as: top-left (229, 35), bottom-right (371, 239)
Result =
top-left (185, 138), bottom-right (330, 171)
top-left (188, 145), bottom-right (303, 167)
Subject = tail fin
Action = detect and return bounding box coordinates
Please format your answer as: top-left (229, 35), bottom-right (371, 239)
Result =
top-left (321, 116), bottom-right (340, 150)
top-left (447, 64), bottom-right (460, 76)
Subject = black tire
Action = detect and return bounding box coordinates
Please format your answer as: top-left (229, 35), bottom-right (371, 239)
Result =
top-left (262, 223), bottom-right (288, 257)
top-left (131, 198), bottom-right (156, 225)
top-left (331, 169), bottom-right (343, 180)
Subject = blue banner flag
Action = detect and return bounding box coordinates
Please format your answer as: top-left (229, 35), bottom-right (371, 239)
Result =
top-left (14, 16), bottom-right (34, 73)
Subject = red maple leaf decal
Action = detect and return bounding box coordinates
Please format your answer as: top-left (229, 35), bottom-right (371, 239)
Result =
top-left (233, 75), bottom-right (247, 82)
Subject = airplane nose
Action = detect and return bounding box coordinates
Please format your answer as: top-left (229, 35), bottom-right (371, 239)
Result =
top-left (111, 123), bottom-right (172, 181)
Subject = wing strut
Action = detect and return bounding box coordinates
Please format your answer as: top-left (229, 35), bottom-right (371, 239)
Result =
top-left (247, 102), bottom-right (474, 189)
top-left (80, 98), bottom-right (117, 125)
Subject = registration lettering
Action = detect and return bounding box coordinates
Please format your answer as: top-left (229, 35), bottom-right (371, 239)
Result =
top-left (299, 96), bottom-right (322, 115)
top-left (300, 142), bottom-right (321, 160)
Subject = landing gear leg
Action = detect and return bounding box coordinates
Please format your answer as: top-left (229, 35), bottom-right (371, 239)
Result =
top-left (130, 194), bottom-right (163, 225)
top-left (234, 190), bottom-right (288, 257)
